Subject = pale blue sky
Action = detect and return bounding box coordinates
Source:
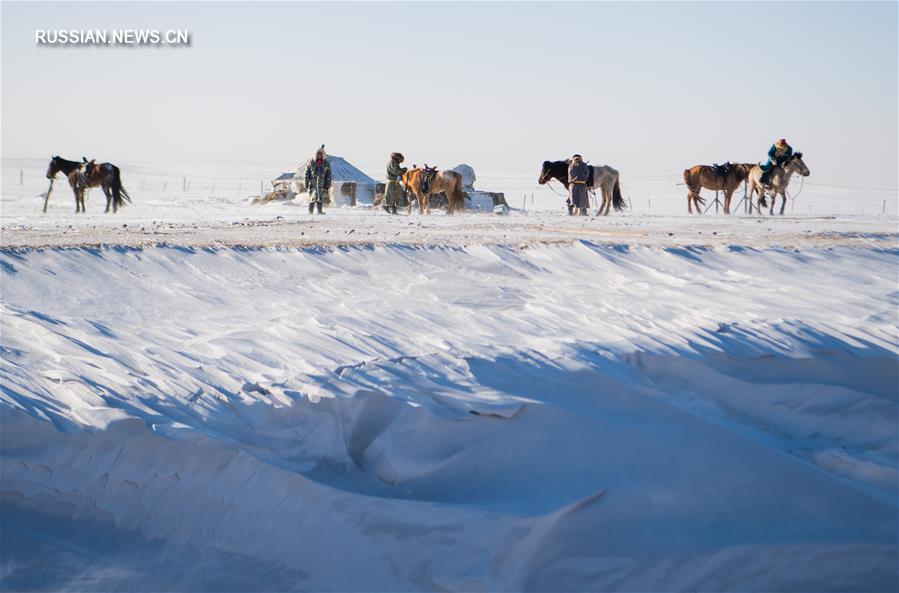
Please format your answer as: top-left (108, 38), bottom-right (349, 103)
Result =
top-left (2, 1), bottom-right (896, 187)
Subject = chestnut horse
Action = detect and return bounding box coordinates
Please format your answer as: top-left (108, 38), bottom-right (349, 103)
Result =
top-left (746, 152), bottom-right (810, 216)
top-left (44, 156), bottom-right (131, 213)
top-left (402, 167), bottom-right (465, 215)
top-left (682, 162), bottom-right (753, 214)
top-left (537, 160), bottom-right (625, 215)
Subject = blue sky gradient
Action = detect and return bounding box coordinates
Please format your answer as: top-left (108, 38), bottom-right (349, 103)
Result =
top-left (2, 1), bottom-right (896, 187)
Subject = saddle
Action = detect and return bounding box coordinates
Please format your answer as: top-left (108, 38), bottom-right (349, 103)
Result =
top-left (82, 157), bottom-right (96, 179)
top-left (711, 162), bottom-right (732, 178)
top-left (421, 164), bottom-right (439, 194)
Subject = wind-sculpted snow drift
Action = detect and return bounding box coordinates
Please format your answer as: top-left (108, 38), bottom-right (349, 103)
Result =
top-left (1, 243), bottom-right (897, 591)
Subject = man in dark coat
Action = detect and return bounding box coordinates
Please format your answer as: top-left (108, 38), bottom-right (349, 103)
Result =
top-left (384, 152), bottom-right (407, 214)
top-left (304, 146), bottom-right (331, 215)
top-left (567, 154), bottom-right (590, 216)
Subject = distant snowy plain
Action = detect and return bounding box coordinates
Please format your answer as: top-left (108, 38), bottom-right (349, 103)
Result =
top-left (1, 158), bottom-right (897, 591)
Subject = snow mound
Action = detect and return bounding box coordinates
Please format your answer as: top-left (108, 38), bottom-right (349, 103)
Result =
top-left (449, 163), bottom-right (476, 190)
top-left (1, 243), bottom-right (896, 591)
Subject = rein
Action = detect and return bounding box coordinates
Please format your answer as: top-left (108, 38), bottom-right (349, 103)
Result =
top-left (788, 175), bottom-right (805, 201)
top-left (542, 176), bottom-right (569, 199)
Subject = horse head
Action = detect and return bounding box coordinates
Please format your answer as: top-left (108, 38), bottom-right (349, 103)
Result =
top-left (400, 168), bottom-right (415, 190)
top-left (538, 160), bottom-right (568, 187)
top-left (46, 156), bottom-right (61, 179)
top-left (787, 152), bottom-right (810, 177)
top-left (733, 163), bottom-right (754, 181)
top-left (538, 161), bottom-right (551, 184)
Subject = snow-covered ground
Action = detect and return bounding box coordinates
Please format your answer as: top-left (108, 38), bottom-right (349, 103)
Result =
top-left (4, 157), bottom-right (898, 223)
top-left (1, 158), bottom-right (898, 591)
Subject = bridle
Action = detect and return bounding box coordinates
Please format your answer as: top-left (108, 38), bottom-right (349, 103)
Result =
top-left (541, 175), bottom-right (570, 198)
top-left (539, 165), bottom-right (571, 198)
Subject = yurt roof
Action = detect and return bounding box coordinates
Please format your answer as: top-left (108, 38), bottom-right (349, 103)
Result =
top-left (324, 155), bottom-right (377, 185)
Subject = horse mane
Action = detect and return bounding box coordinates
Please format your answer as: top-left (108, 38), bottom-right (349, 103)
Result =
top-left (793, 151), bottom-right (803, 159)
top-left (53, 155), bottom-right (81, 167)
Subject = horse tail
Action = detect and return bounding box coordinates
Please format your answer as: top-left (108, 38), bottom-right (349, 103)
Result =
top-left (452, 176), bottom-right (465, 212)
top-left (111, 166), bottom-right (131, 210)
top-left (611, 178), bottom-right (625, 211)
top-left (684, 168), bottom-right (704, 206)
top-left (683, 168), bottom-right (695, 191)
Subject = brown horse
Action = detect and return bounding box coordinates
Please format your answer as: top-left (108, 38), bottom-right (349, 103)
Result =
top-left (402, 166), bottom-right (465, 215)
top-left (682, 162), bottom-right (753, 214)
top-left (44, 156), bottom-right (131, 213)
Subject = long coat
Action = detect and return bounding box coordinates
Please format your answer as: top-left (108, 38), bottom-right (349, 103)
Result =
top-left (384, 159), bottom-right (408, 208)
top-left (761, 143), bottom-right (793, 172)
top-left (304, 158), bottom-right (332, 203)
top-left (568, 160), bottom-right (591, 209)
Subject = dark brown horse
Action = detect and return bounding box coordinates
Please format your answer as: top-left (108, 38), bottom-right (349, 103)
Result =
top-left (44, 156), bottom-right (131, 213)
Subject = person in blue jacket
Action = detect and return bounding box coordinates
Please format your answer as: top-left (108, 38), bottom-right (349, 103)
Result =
top-left (760, 138), bottom-right (793, 185)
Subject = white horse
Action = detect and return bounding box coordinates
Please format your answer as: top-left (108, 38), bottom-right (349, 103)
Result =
top-left (747, 152), bottom-right (810, 215)
top-left (538, 160), bottom-right (626, 215)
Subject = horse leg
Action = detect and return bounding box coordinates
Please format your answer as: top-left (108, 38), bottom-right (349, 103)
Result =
top-left (769, 192), bottom-right (776, 215)
top-left (423, 194), bottom-right (431, 215)
top-left (103, 185), bottom-right (112, 213)
top-left (779, 192), bottom-right (787, 215)
top-left (724, 189), bottom-right (733, 215)
top-left (687, 191), bottom-right (694, 214)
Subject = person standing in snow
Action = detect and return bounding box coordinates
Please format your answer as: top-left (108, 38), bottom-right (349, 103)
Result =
top-left (384, 152), bottom-right (407, 214)
top-left (304, 146), bottom-right (331, 215)
top-left (567, 154), bottom-right (590, 216)
top-left (759, 138), bottom-right (793, 186)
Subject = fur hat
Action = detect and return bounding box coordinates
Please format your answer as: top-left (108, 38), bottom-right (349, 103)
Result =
top-left (390, 152), bottom-right (404, 162)
top-left (775, 138), bottom-right (788, 147)
top-left (314, 144), bottom-right (326, 159)
top-left (571, 154), bottom-right (583, 161)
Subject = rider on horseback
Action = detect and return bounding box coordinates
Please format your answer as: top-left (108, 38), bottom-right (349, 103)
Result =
top-left (760, 138), bottom-right (793, 186)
